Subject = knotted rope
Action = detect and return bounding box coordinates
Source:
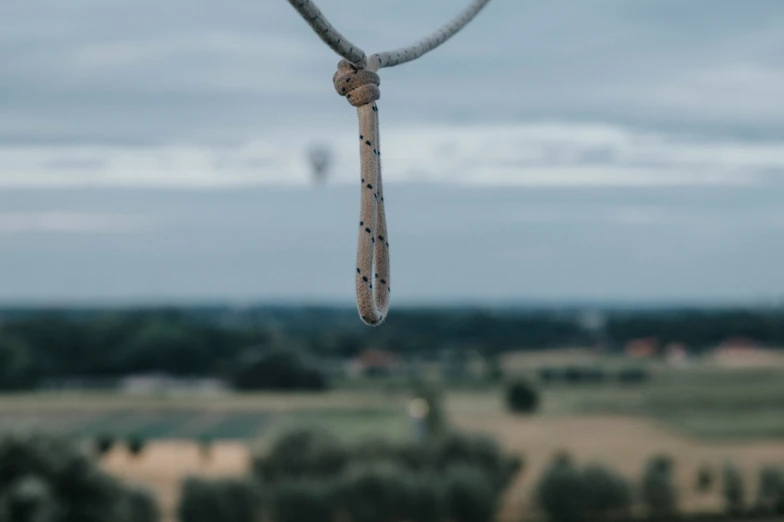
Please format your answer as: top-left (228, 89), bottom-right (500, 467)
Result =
top-left (287, 0), bottom-right (493, 326)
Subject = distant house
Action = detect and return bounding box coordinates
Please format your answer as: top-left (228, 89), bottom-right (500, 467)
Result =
top-left (120, 373), bottom-right (229, 396)
top-left (716, 337), bottom-right (758, 351)
top-left (664, 342), bottom-right (688, 366)
top-left (351, 349), bottom-right (403, 377)
top-left (710, 337), bottom-right (784, 368)
top-left (39, 373), bottom-right (230, 394)
top-left (624, 337), bottom-right (659, 359)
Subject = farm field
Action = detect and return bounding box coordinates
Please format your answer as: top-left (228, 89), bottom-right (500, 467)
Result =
top-left (2, 363), bottom-right (784, 521)
top-left (3, 360), bottom-right (784, 439)
top-left (96, 413), bottom-right (784, 522)
top-left (0, 390), bottom-right (412, 441)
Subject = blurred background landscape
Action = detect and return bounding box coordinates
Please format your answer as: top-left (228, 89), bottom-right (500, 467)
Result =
top-left (1, 1), bottom-right (784, 522)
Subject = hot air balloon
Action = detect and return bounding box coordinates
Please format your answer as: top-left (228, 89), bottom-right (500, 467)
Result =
top-left (307, 144), bottom-right (332, 185)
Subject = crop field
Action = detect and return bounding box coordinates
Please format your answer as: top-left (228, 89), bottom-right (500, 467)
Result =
top-left (2, 361), bottom-right (784, 442)
top-left (0, 390), bottom-right (413, 441)
top-left (2, 361), bottom-right (784, 521)
top-left (90, 410), bottom-right (784, 522)
top-left (0, 408), bottom-right (278, 440)
top-left (502, 351), bottom-right (784, 440)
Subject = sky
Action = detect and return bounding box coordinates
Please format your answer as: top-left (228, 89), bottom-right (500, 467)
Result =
top-left (1, 0), bottom-right (783, 306)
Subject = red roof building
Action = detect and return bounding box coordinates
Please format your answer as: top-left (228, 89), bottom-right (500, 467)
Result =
top-left (624, 337), bottom-right (659, 359)
top-left (352, 348), bottom-right (403, 376)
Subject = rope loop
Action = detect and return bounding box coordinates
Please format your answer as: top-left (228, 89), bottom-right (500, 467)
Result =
top-left (286, 0), bottom-right (493, 326)
top-left (332, 60), bottom-right (389, 326)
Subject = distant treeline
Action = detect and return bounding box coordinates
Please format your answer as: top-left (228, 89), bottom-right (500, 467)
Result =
top-left (0, 306), bottom-right (783, 389)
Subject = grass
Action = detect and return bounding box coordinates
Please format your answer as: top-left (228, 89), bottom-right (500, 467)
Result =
top-left (4, 355), bottom-right (784, 522)
top-left (264, 408), bottom-right (411, 442)
top-left (531, 366), bottom-right (784, 439)
top-left (0, 389), bottom-right (399, 411)
top-left (1, 359), bottom-right (784, 441)
top-left (4, 364), bottom-right (779, 522)
top-left (660, 411), bottom-right (784, 439)
top-left (0, 391), bottom-right (409, 441)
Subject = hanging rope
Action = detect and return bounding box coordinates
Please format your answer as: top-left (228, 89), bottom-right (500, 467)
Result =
top-left (287, 0), bottom-right (493, 326)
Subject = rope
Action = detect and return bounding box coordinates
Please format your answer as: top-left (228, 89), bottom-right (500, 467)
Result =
top-left (287, 0), bottom-right (492, 325)
top-left (333, 60), bottom-right (389, 326)
top-left (372, 0), bottom-right (493, 69)
top-left (286, 0), bottom-right (367, 67)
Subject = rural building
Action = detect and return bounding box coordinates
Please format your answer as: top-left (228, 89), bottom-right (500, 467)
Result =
top-left (120, 374), bottom-right (230, 396)
top-left (624, 337), bottom-right (659, 359)
top-left (350, 348), bottom-right (404, 377)
top-left (664, 342), bottom-right (689, 366)
top-left (710, 337), bottom-right (784, 368)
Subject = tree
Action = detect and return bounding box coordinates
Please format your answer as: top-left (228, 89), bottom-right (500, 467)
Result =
top-left (253, 426), bottom-right (348, 482)
top-left (618, 367), bottom-right (649, 384)
top-left (722, 462), bottom-right (745, 516)
top-left (641, 455), bottom-right (678, 519)
top-left (581, 463), bottom-right (632, 518)
top-left (695, 463), bottom-right (714, 493)
top-left (537, 367), bottom-right (560, 384)
top-left (268, 479), bottom-right (334, 522)
top-left (0, 338), bottom-right (37, 390)
top-left (178, 477), bottom-right (260, 522)
top-left (0, 432), bottom-right (129, 522)
top-left (756, 466), bottom-right (784, 514)
top-left (122, 487), bottom-right (160, 522)
top-left (95, 434), bottom-right (116, 458)
top-left (430, 431), bottom-right (521, 492)
top-left (232, 347), bottom-right (328, 391)
top-left (336, 462), bottom-right (412, 522)
top-left (0, 475), bottom-right (57, 522)
top-left (535, 453), bottom-right (584, 522)
top-left (127, 436), bottom-right (146, 458)
top-left (443, 465), bottom-right (497, 522)
top-left (505, 379), bottom-right (539, 414)
top-left (535, 454), bottom-right (631, 522)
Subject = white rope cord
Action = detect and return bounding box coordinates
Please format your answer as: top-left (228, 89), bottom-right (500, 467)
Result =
top-left (372, 0), bottom-right (492, 69)
top-left (287, 0), bottom-right (367, 67)
top-left (287, 0), bottom-right (492, 326)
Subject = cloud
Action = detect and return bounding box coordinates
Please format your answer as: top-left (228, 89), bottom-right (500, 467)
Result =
top-left (0, 212), bottom-right (156, 234)
top-left (1, 0), bottom-right (783, 303)
top-left (1, 121), bottom-right (782, 188)
top-left (2, 0), bottom-right (784, 150)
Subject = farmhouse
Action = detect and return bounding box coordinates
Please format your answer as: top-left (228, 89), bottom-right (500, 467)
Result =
top-left (350, 348), bottom-right (404, 377)
top-left (624, 337), bottom-right (659, 359)
top-left (711, 337), bottom-right (784, 368)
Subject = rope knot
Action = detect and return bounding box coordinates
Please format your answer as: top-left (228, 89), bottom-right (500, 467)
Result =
top-left (333, 59), bottom-right (380, 107)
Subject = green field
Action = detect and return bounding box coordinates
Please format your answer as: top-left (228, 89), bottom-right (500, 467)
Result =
top-left (0, 391), bottom-right (411, 441)
top-left (3, 366), bottom-right (783, 522)
top-left (1, 363), bottom-right (783, 442)
top-left (534, 367), bottom-right (784, 439)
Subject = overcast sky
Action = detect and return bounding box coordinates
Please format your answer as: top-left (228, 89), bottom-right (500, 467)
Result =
top-left (1, 0), bottom-right (783, 306)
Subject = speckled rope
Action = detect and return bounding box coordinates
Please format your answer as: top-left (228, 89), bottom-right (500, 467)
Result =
top-left (286, 0), bottom-right (367, 67)
top-left (287, 0), bottom-right (492, 69)
top-left (333, 59), bottom-right (389, 326)
top-left (287, 0), bottom-right (492, 326)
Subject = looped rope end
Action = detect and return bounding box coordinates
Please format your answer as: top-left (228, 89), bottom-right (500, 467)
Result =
top-left (333, 60), bottom-right (389, 327)
top-left (287, 0), bottom-right (492, 328)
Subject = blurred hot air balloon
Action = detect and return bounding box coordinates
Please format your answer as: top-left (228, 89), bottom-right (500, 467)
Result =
top-left (307, 144), bottom-right (332, 185)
